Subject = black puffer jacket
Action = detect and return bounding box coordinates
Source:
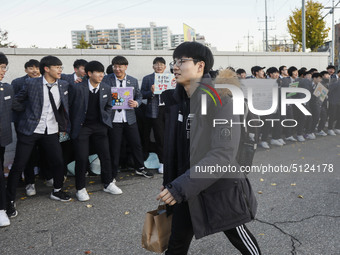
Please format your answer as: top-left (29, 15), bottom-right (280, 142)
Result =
top-left (161, 74), bottom-right (258, 239)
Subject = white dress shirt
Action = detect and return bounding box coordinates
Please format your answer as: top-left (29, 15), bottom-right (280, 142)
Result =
top-left (34, 77), bottom-right (61, 134)
top-left (88, 79), bottom-right (100, 93)
top-left (113, 75), bottom-right (127, 123)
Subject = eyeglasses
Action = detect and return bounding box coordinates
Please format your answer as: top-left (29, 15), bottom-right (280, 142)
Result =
top-left (169, 58), bottom-right (198, 68)
top-left (0, 65), bottom-right (9, 71)
top-left (153, 63), bottom-right (165, 67)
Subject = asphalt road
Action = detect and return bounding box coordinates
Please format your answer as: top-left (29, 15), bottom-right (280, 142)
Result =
top-left (1, 135), bottom-right (339, 255)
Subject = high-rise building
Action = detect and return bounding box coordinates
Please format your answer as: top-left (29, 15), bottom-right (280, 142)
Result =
top-left (71, 23), bottom-right (172, 50)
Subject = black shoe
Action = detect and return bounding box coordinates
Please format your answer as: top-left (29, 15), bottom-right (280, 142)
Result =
top-left (6, 201), bottom-right (18, 218)
top-left (50, 190), bottom-right (71, 202)
top-left (135, 168), bottom-right (154, 179)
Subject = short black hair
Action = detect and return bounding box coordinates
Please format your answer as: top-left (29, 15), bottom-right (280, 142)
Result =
top-left (153, 57), bottom-right (166, 65)
top-left (173, 41), bottom-right (214, 74)
top-left (73, 59), bottom-right (88, 69)
top-left (312, 72), bottom-right (322, 79)
top-left (309, 68), bottom-right (318, 73)
top-left (266, 67), bottom-right (279, 75)
top-left (40, 55), bottom-right (62, 75)
top-left (279, 65), bottom-right (287, 74)
top-left (85, 61), bottom-right (104, 75)
top-left (288, 66), bottom-right (298, 77)
top-left (236, 68), bottom-right (246, 75)
top-left (298, 68), bottom-right (306, 77)
top-left (106, 64), bottom-right (113, 74)
top-left (320, 71), bottom-right (329, 77)
top-left (24, 59), bottom-right (40, 69)
top-left (327, 65), bottom-right (335, 70)
top-left (0, 52), bottom-right (8, 65)
top-left (112, 55), bottom-right (128, 65)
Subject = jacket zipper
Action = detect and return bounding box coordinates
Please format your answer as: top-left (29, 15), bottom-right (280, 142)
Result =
top-left (240, 182), bottom-right (254, 219)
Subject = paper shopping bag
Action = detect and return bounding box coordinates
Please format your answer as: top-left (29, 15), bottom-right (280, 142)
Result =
top-left (141, 204), bottom-right (173, 253)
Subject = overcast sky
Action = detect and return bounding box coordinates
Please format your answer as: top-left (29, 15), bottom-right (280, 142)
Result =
top-left (0, 0), bottom-right (337, 51)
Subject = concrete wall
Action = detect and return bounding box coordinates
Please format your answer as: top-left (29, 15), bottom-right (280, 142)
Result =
top-left (0, 48), bottom-right (330, 84)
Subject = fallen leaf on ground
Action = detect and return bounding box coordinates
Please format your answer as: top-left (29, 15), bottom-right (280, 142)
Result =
top-left (291, 183), bottom-right (296, 186)
top-left (20, 197), bottom-right (27, 200)
top-left (260, 178), bottom-right (264, 182)
top-left (298, 195), bottom-right (304, 199)
top-left (86, 204), bottom-right (93, 208)
top-left (258, 233), bottom-right (265, 235)
top-left (89, 181), bottom-right (95, 184)
top-left (271, 183), bottom-right (277, 186)
top-left (125, 211), bottom-right (130, 215)
top-left (88, 192), bottom-right (93, 195)
top-left (84, 251), bottom-right (91, 254)
top-left (258, 191), bottom-right (263, 194)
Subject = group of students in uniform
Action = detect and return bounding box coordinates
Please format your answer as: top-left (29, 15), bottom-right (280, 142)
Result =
top-left (235, 64), bottom-right (340, 149)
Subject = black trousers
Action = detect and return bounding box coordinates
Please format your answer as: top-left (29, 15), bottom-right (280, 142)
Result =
top-left (293, 105), bottom-right (306, 136)
top-left (318, 103), bottom-right (328, 132)
top-left (73, 123), bottom-right (113, 190)
top-left (328, 103), bottom-right (340, 130)
top-left (283, 105), bottom-right (294, 138)
top-left (6, 132), bottom-right (64, 202)
top-left (143, 107), bottom-right (165, 163)
top-left (165, 202), bottom-right (261, 255)
top-left (0, 146), bottom-right (6, 210)
top-left (108, 122), bottom-right (144, 177)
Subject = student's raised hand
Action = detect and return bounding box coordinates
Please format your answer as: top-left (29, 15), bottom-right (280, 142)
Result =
top-left (75, 77), bottom-right (83, 83)
top-left (157, 188), bottom-right (177, 205)
top-left (128, 99), bottom-right (138, 108)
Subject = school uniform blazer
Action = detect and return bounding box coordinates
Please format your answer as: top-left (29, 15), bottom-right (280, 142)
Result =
top-left (0, 82), bottom-right (14, 147)
top-left (68, 80), bottom-right (113, 139)
top-left (61, 73), bottom-right (83, 86)
top-left (102, 74), bottom-right (142, 125)
top-left (141, 73), bottom-right (161, 118)
top-left (15, 77), bottom-right (70, 135)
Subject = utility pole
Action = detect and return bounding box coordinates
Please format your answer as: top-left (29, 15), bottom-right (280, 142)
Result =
top-left (324, 0), bottom-right (340, 64)
top-left (302, 0), bottom-right (306, 52)
top-left (244, 31), bottom-right (254, 52)
top-left (258, 0), bottom-right (275, 52)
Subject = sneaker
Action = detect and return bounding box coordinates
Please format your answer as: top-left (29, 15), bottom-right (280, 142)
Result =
top-left (25, 184), bottom-right (36, 197)
top-left (297, 135), bottom-right (305, 142)
top-left (45, 178), bottom-right (54, 187)
top-left (76, 188), bottom-right (90, 201)
top-left (316, 130), bottom-right (327, 136)
top-left (270, 139), bottom-right (283, 146)
top-left (0, 210), bottom-right (10, 227)
top-left (259, 141), bottom-right (270, 149)
top-left (334, 129), bottom-right (340, 135)
top-left (328, 130), bottom-right (336, 136)
top-left (278, 138), bottom-right (286, 145)
top-left (50, 190), bottom-right (71, 202)
top-left (6, 201), bottom-right (18, 218)
top-left (135, 168), bottom-right (154, 178)
top-left (305, 133), bottom-right (316, 140)
top-left (285, 136), bottom-right (297, 142)
top-left (158, 163), bottom-right (164, 174)
top-left (103, 180), bottom-right (123, 195)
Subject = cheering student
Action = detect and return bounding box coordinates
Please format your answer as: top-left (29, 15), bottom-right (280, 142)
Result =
top-left (6, 55), bottom-right (71, 219)
top-left (157, 42), bottom-right (261, 255)
top-left (0, 53), bottom-right (13, 227)
top-left (68, 61), bottom-right (122, 201)
top-left (103, 56), bottom-right (154, 179)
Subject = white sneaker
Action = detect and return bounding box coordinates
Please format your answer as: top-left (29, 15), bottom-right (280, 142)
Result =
top-left (45, 179), bottom-right (54, 187)
top-left (260, 141), bottom-right (270, 149)
top-left (158, 163), bottom-right (164, 174)
top-left (334, 129), bottom-right (340, 135)
top-left (328, 130), bottom-right (336, 136)
top-left (278, 139), bottom-right (286, 145)
top-left (25, 184), bottom-right (36, 196)
top-left (270, 139), bottom-right (283, 146)
top-left (285, 136), bottom-right (297, 142)
top-left (0, 210), bottom-right (10, 227)
top-left (103, 180), bottom-right (122, 195)
top-left (297, 135), bottom-right (305, 142)
top-left (316, 130), bottom-right (327, 136)
top-left (76, 188), bottom-right (90, 202)
top-left (305, 133), bottom-right (316, 140)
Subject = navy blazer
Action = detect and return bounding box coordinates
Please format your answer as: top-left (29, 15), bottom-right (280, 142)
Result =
top-left (102, 74), bottom-right (142, 125)
top-left (68, 80), bottom-right (113, 139)
top-left (15, 77), bottom-right (70, 136)
top-left (61, 73), bottom-right (84, 86)
top-left (0, 82), bottom-right (14, 147)
top-left (11, 74), bottom-right (29, 95)
top-left (141, 73), bottom-right (162, 118)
